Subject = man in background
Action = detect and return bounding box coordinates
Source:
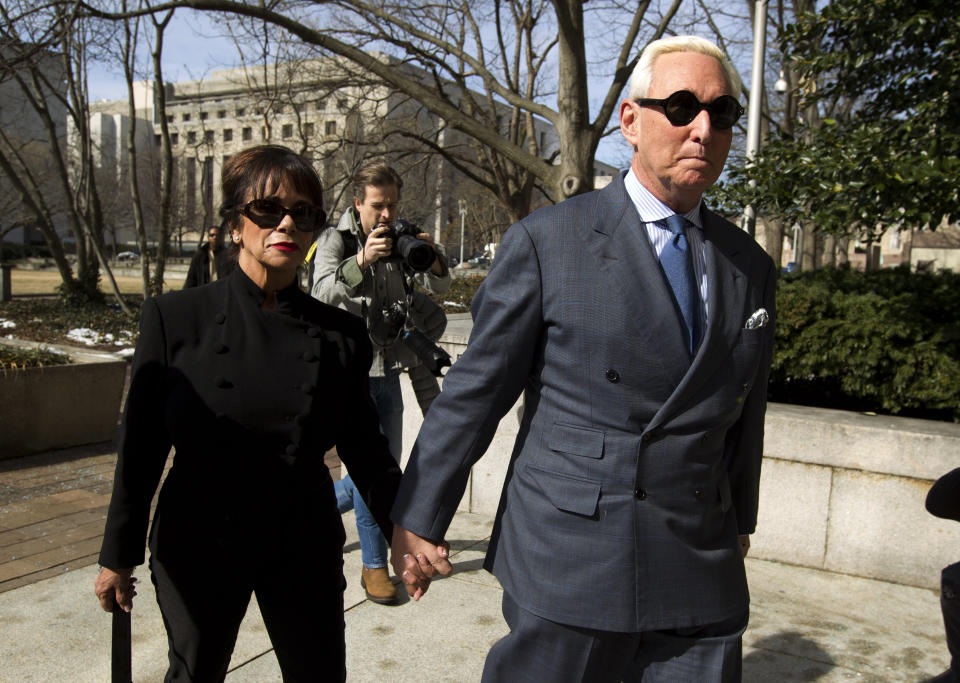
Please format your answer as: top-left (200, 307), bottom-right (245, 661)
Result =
top-left (312, 162), bottom-right (450, 605)
top-left (184, 224), bottom-right (234, 288)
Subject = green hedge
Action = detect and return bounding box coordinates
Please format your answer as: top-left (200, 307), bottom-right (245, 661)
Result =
top-left (433, 266), bottom-right (960, 422)
top-left (770, 266), bottom-right (960, 421)
top-left (0, 344), bottom-right (71, 370)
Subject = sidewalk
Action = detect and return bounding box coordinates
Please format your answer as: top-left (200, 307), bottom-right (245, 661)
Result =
top-left (0, 444), bottom-right (952, 681)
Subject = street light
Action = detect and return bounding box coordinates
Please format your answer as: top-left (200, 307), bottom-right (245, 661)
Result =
top-left (457, 199), bottom-right (467, 267)
top-left (774, 70), bottom-right (788, 93)
top-left (741, 0), bottom-right (769, 239)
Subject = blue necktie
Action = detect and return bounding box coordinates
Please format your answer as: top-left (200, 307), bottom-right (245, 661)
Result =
top-left (658, 214), bottom-right (700, 354)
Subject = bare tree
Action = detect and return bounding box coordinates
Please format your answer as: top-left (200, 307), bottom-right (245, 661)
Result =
top-left (81, 0), bottom-right (696, 218)
top-left (0, 1), bottom-right (132, 310)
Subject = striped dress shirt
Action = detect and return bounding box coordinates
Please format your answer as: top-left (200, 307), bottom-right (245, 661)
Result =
top-left (624, 170), bottom-right (709, 325)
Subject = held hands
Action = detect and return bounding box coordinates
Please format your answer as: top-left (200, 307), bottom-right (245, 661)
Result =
top-left (94, 567), bottom-right (138, 613)
top-left (391, 525), bottom-right (453, 601)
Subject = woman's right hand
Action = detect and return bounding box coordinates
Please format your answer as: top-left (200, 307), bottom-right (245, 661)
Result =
top-left (94, 567), bottom-right (137, 613)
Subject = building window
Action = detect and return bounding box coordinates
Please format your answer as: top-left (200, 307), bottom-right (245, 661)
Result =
top-left (204, 130), bottom-right (214, 143)
top-left (166, 115), bottom-right (174, 123)
top-left (171, 132), bottom-right (179, 145)
top-left (889, 228), bottom-right (902, 250)
top-left (282, 123), bottom-right (293, 138)
top-left (325, 120), bottom-right (337, 135)
top-left (236, 107), bottom-right (246, 117)
top-left (154, 134), bottom-right (161, 147)
top-left (182, 113), bottom-right (191, 122)
top-left (200, 111), bottom-right (208, 121)
top-left (217, 110), bottom-right (226, 119)
top-left (242, 127), bottom-right (252, 141)
top-left (261, 127), bottom-right (267, 140)
top-left (337, 98), bottom-right (347, 110)
top-left (187, 131), bottom-right (196, 144)
top-left (304, 122), bottom-right (314, 137)
top-left (315, 100), bottom-right (324, 111)
top-left (223, 129), bottom-right (233, 142)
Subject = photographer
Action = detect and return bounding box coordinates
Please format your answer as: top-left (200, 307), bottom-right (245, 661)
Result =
top-left (311, 162), bottom-right (450, 606)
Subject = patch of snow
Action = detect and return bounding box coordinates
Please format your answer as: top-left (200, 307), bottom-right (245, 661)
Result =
top-left (66, 328), bottom-right (106, 346)
top-left (443, 301), bottom-right (467, 308)
top-left (117, 347), bottom-right (136, 359)
top-left (0, 319), bottom-right (16, 329)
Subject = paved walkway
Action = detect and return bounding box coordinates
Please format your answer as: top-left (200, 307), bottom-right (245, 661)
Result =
top-left (0, 441), bottom-right (952, 681)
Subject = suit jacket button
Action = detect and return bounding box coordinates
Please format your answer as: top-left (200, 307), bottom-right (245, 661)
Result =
top-left (634, 488), bottom-right (646, 500)
top-left (641, 432), bottom-right (654, 443)
top-left (214, 313), bottom-right (226, 324)
top-left (307, 327), bottom-right (322, 338)
top-left (215, 343), bottom-right (229, 354)
top-left (300, 382), bottom-right (314, 394)
top-left (302, 350), bottom-right (316, 362)
top-left (605, 368), bottom-right (620, 383)
top-left (215, 376), bottom-right (231, 388)
top-left (694, 488), bottom-right (705, 499)
top-left (285, 444), bottom-right (297, 456)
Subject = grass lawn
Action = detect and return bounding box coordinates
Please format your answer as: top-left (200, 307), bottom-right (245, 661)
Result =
top-left (9, 268), bottom-right (182, 296)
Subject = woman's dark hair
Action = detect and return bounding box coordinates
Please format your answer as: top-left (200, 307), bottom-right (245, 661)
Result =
top-left (220, 145), bottom-right (325, 230)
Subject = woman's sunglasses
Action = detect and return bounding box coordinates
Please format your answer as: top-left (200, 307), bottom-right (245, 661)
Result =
top-left (237, 198), bottom-right (327, 231)
top-left (636, 90), bottom-right (744, 130)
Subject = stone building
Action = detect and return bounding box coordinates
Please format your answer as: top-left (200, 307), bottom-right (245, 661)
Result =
top-left (87, 53), bottom-right (617, 256)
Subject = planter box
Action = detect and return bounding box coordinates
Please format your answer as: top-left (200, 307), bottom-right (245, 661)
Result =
top-left (0, 343), bottom-right (126, 459)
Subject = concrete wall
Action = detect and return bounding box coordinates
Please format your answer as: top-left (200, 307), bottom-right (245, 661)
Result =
top-left (0, 344), bottom-right (125, 459)
top-left (399, 323), bottom-right (960, 589)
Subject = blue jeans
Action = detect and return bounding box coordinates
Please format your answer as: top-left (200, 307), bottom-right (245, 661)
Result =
top-left (334, 370), bottom-right (403, 569)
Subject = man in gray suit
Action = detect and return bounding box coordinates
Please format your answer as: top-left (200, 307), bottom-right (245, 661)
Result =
top-left (391, 35), bottom-right (776, 682)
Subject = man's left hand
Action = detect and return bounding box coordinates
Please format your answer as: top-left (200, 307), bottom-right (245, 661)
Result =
top-left (416, 232), bottom-right (445, 275)
top-left (738, 534), bottom-right (750, 558)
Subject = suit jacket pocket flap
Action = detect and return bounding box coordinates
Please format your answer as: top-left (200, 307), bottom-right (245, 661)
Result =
top-left (527, 464), bottom-right (601, 517)
top-left (547, 423), bottom-right (604, 458)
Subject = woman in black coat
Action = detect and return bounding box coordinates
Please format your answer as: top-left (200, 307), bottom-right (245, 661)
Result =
top-left (94, 145), bottom-right (402, 681)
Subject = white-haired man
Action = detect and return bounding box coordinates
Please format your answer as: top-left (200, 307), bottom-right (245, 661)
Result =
top-left (392, 36), bottom-right (776, 682)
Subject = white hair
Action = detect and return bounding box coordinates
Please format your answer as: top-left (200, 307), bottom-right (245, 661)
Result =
top-left (627, 35), bottom-right (742, 100)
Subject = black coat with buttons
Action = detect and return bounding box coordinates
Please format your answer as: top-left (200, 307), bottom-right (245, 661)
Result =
top-left (99, 267), bottom-right (401, 570)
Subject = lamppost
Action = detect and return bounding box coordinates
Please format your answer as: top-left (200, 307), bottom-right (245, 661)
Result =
top-left (457, 199), bottom-right (467, 266)
top-left (741, 0), bottom-right (769, 239)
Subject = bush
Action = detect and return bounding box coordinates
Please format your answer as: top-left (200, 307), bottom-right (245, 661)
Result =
top-left (0, 343), bottom-right (71, 370)
top-left (427, 274), bottom-right (486, 314)
top-left (770, 266), bottom-right (960, 421)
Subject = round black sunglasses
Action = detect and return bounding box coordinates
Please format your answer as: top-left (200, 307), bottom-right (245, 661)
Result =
top-left (636, 90), bottom-right (744, 130)
top-left (235, 198), bottom-right (327, 231)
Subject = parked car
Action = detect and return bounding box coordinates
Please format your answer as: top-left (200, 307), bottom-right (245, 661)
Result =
top-left (116, 251), bottom-right (139, 262)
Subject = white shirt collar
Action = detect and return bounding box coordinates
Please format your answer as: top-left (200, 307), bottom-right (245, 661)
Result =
top-left (624, 169), bottom-right (703, 230)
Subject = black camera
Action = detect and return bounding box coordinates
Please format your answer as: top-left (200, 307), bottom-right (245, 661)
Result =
top-left (383, 219), bottom-right (435, 272)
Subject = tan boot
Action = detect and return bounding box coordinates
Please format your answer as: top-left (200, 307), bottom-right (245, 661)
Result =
top-left (360, 565), bottom-right (398, 605)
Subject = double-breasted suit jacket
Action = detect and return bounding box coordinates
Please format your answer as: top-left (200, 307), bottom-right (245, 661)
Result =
top-left (392, 171), bottom-right (776, 633)
top-left (99, 268), bottom-right (401, 572)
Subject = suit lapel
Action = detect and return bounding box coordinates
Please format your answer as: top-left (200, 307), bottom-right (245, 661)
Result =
top-left (591, 177), bottom-right (691, 374)
top-left (646, 209), bottom-right (747, 431)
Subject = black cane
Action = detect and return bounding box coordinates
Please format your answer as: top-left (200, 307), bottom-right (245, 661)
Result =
top-left (111, 603), bottom-right (132, 683)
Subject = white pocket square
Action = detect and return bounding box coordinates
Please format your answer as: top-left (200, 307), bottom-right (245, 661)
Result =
top-left (745, 308), bottom-right (769, 329)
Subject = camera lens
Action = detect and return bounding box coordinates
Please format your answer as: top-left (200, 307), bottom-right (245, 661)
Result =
top-left (396, 235), bottom-right (435, 271)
